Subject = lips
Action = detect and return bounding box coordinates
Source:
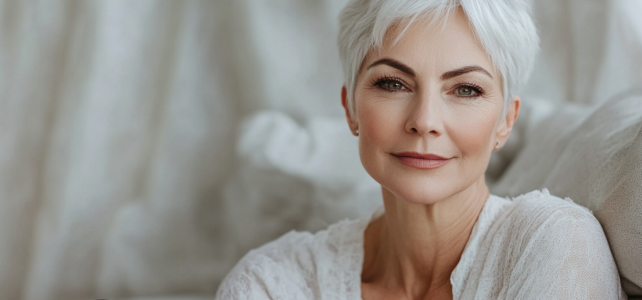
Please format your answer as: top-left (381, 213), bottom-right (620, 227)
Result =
top-left (392, 152), bottom-right (450, 169)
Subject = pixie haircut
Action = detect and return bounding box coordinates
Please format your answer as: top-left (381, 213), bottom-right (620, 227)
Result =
top-left (338, 0), bottom-right (539, 118)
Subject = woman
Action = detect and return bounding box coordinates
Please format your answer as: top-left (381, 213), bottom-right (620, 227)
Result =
top-left (217, 0), bottom-right (625, 299)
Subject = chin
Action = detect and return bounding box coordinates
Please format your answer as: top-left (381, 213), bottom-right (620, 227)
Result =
top-left (373, 165), bottom-right (461, 204)
top-left (384, 179), bottom-right (458, 205)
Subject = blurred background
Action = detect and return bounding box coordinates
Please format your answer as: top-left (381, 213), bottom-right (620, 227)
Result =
top-left (0, 0), bottom-right (640, 299)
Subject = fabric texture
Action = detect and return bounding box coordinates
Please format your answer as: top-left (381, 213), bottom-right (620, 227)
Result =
top-left (492, 91), bottom-right (642, 295)
top-left (216, 190), bottom-right (626, 299)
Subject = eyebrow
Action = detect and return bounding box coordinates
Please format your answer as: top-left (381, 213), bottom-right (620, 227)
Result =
top-left (367, 58), bottom-right (493, 80)
top-left (441, 65), bottom-right (493, 80)
top-left (367, 58), bottom-right (416, 77)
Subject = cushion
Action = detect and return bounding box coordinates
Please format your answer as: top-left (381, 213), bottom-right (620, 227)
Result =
top-left (491, 90), bottom-right (642, 296)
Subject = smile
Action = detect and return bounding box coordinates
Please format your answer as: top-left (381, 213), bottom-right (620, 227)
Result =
top-left (392, 152), bottom-right (451, 170)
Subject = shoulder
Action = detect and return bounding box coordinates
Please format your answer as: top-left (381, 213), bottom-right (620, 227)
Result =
top-left (501, 189), bottom-right (601, 236)
top-left (215, 230), bottom-right (324, 299)
top-left (484, 189), bottom-right (603, 249)
top-left (500, 189), bottom-right (606, 257)
top-left (215, 230), bottom-right (316, 299)
top-left (216, 217), bottom-right (368, 299)
top-left (494, 189), bottom-right (625, 298)
top-left (485, 190), bottom-right (596, 225)
top-left (508, 189), bottom-right (593, 219)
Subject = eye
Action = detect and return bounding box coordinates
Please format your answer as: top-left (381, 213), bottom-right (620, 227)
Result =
top-left (454, 84), bottom-right (483, 97)
top-left (383, 80), bottom-right (404, 90)
top-left (373, 77), bottom-right (408, 92)
top-left (457, 86), bottom-right (473, 95)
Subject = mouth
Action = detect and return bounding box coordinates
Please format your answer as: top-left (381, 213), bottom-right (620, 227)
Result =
top-left (391, 152), bottom-right (451, 170)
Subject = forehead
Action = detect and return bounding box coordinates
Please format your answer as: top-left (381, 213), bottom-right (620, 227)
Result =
top-left (364, 8), bottom-right (497, 78)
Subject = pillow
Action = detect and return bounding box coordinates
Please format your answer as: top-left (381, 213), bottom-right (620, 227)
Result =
top-left (491, 90), bottom-right (642, 296)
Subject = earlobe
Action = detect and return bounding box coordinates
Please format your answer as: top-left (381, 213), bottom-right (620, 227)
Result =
top-left (494, 140), bottom-right (501, 151)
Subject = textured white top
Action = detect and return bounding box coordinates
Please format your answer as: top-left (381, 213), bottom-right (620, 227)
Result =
top-left (216, 189), bottom-right (626, 299)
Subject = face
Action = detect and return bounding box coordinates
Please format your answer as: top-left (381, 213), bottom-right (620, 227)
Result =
top-left (342, 9), bottom-right (519, 204)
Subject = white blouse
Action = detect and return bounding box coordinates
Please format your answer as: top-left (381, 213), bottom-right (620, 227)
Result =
top-left (216, 189), bottom-right (626, 299)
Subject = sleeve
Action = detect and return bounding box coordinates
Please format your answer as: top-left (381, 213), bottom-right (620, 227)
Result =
top-left (215, 251), bottom-right (272, 300)
top-left (215, 231), bottom-right (318, 300)
top-left (543, 210), bottom-right (625, 299)
top-left (506, 200), bottom-right (627, 300)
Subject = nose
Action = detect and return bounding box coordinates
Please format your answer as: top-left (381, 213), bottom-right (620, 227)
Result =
top-left (404, 91), bottom-right (443, 137)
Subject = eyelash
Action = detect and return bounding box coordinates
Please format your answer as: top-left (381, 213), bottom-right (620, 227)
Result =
top-left (454, 82), bottom-right (485, 98)
top-left (371, 75), bottom-right (485, 98)
top-left (371, 76), bottom-right (408, 92)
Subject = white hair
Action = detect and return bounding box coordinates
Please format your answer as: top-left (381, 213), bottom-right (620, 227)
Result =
top-left (337, 0), bottom-right (540, 119)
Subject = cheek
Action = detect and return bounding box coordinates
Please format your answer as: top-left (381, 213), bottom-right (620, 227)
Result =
top-left (359, 103), bottom-right (398, 144)
top-left (355, 98), bottom-right (406, 174)
top-left (447, 104), bottom-right (497, 161)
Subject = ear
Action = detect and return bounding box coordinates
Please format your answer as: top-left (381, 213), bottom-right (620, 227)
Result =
top-left (341, 86), bottom-right (359, 136)
top-left (494, 96), bottom-right (520, 150)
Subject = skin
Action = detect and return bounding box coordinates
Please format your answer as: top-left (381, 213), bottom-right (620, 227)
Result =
top-left (340, 8), bottom-right (520, 300)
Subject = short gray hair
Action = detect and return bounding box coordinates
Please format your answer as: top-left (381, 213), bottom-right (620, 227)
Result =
top-left (337, 0), bottom-right (539, 118)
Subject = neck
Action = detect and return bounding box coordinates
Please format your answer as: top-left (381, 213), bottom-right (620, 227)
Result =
top-left (362, 176), bottom-right (489, 299)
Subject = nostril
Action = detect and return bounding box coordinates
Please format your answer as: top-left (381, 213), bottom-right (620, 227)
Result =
top-left (412, 128), bottom-right (418, 133)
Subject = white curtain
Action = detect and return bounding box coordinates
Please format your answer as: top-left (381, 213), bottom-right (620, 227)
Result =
top-left (0, 0), bottom-right (639, 299)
